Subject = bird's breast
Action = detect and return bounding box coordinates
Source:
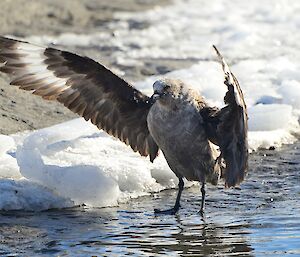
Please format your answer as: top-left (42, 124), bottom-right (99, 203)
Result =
top-left (147, 102), bottom-right (210, 156)
top-left (147, 102), bottom-right (216, 181)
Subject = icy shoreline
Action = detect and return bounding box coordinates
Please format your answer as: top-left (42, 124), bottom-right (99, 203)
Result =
top-left (0, 99), bottom-right (298, 211)
top-left (1, 0), bottom-right (300, 211)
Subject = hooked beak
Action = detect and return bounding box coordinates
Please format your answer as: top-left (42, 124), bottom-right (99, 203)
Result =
top-left (150, 90), bottom-right (162, 102)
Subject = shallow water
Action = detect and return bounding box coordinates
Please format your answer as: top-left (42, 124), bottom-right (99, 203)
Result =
top-left (1, 142), bottom-right (299, 256)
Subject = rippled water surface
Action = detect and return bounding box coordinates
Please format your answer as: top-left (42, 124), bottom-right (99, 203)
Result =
top-left (1, 142), bottom-right (300, 256)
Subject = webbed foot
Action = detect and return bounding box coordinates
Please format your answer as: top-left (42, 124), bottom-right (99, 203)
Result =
top-left (154, 207), bottom-right (179, 215)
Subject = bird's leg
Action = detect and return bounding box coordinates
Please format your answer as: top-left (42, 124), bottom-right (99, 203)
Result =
top-left (154, 178), bottom-right (184, 215)
top-left (200, 182), bottom-right (206, 215)
top-left (174, 178), bottom-right (184, 210)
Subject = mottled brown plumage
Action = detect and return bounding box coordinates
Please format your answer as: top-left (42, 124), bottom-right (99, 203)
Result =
top-left (0, 36), bottom-right (248, 214)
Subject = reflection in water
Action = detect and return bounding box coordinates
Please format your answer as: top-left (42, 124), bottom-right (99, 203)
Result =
top-left (0, 142), bottom-right (300, 256)
top-left (94, 210), bottom-right (254, 256)
top-left (0, 206), bottom-right (254, 256)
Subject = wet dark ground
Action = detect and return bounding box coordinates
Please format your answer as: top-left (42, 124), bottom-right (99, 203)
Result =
top-left (0, 142), bottom-right (299, 256)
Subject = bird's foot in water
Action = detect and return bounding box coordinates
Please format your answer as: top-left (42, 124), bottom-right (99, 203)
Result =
top-left (198, 209), bottom-right (205, 217)
top-left (154, 207), bottom-right (179, 215)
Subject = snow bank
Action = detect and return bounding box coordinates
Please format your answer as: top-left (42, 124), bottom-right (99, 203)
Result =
top-left (0, 119), bottom-right (182, 210)
top-left (0, 134), bottom-right (73, 210)
top-left (0, 179), bottom-right (73, 211)
top-left (0, 135), bottom-right (21, 179)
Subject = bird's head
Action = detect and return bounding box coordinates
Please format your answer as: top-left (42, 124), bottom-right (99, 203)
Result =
top-left (151, 79), bottom-right (185, 103)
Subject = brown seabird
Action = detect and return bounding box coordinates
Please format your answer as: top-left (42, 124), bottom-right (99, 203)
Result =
top-left (0, 36), bottom-right (248, 214)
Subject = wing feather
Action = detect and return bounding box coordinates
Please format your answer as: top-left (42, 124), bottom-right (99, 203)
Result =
top-left (214, 46), bottom-right (248, 187)
top-left (0, 36), bottom-right (159, 161)
top-left (201, 46), bottom-right (248, 187)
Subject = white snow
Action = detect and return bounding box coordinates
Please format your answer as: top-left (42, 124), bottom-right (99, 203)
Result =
top-left (0, 119), bottom-right (183, 210)
top-left (1, 0), bottom-right (300, 210)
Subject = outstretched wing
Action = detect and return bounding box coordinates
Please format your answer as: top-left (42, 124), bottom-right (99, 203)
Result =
top-left (0, 36), bottom-right (159, 162)
top-left (201, 46), bottom-right (248, 187)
